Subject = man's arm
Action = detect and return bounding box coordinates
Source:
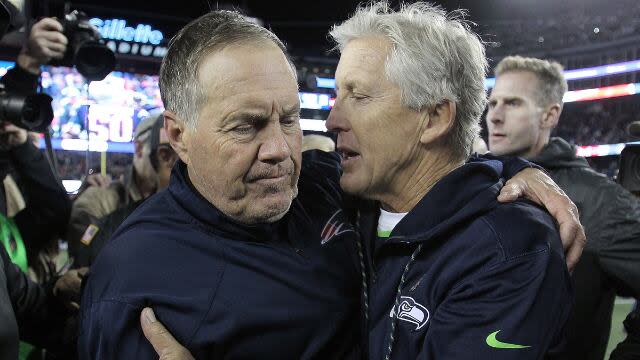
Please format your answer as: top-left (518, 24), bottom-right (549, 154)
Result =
top-left (2, 246), bottom-right (81, 354)
top-left (79, 299), bottom-right (158, 359)
top-left (138, 247), bottom-right (573, 360)
top-left (418, 250), bottom-right (572, 359)
top-left (9, 139), bottom-right (71, 259)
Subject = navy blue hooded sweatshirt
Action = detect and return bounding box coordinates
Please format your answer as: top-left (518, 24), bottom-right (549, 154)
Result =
top-left (359, 159), bottom-right (573, 360)
top-left (78, 151), bottom-right (362, 359)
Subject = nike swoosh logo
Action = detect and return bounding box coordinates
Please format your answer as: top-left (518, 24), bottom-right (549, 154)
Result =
top-left (486, 330), bottom-right (531, 349)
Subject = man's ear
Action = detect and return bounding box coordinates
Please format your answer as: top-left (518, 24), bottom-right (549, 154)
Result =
top-left (163, 110), bottom-right (191, 165)
top-left (419, 101), bottom-right (456, 145)
top-left (133, 139), bottom-right (144, 159)
top-left (541, 103), bottom-right (562, 130)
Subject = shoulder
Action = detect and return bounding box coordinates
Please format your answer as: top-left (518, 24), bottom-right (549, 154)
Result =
top-left (552, 165), bottom-right (611, 193)
top-left (478, 200), bottom-right (561, 262)
top-left (86, 194), bottom-right (226, 301)
top-left (72, 186), bottom-right (120, 217)
top-left (300, 150), bottom-right (341, 182)
top-left (85, 220), bottom-right (226, 305)
top-left (297, 150), bottom-right (343, 204)
top-left (552, 166), bottom-right (640, 217)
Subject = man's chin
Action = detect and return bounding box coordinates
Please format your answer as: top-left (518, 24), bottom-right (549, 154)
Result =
top-left (340, 174), bottom-right (366, 197)
top-left (245, 194), bottom-right (295, 224)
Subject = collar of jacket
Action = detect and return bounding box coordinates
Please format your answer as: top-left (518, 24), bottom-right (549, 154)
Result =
top-left (167, 160), bottom-right (285, 243)
top-left (364, 160), bottom-right (505, 245)
top-left (530, 137), bottom-right (590, 170)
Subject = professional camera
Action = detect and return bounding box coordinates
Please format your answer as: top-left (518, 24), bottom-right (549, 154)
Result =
top-left (0, 1), bottom-right (54, 132)
top-left (50, 10), bottom-right (115, 81)
top-left (0, 83), bottom-right (53, 132)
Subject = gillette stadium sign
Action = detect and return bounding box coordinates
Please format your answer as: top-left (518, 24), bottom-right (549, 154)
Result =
top-left (89, 18), bottom-right (168, 59)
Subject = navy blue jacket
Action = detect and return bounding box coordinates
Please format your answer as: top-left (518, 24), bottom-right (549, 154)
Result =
top-left (78, 151), bottom-right (362, 359)
top-left (358, 160), bottom-right (572, 360)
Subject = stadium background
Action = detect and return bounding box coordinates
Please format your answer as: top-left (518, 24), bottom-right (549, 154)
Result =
top-left (4, 0), bottom-right (637, 355)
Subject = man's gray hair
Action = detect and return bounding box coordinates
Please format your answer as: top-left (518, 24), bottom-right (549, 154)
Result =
top-left (495, 56), bottom-right (568, 109)
top-left (159, 10), bottom-right (295, 128)
top-left (329, 1), bottom-right (488, 161)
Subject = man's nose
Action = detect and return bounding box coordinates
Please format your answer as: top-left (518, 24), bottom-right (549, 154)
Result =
top-left (258, 123), bottom-right (292, 163)
top-left (325, 102), bottom-right (349, 133)
top-left (487, 106), bottom-right (504, 125)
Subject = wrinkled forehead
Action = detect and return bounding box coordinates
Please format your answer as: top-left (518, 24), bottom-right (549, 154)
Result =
top-left (197, 43), bottom-right (300, 115)
top-left (200, 42), bottom-right (295, 88)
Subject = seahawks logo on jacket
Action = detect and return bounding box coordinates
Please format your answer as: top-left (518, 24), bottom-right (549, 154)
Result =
top-left (320, 209), bottom-right (355, 245)
top-left (390, 296), bottom-right (430, 330)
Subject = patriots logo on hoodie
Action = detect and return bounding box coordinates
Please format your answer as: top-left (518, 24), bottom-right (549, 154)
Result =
top-left (390, 296), bottom-right (430, 331)
top-left (320, 209), bottom-right (355, 245)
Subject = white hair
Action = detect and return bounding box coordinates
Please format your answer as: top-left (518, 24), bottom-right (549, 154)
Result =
top-left (330, 1), bottom-right (488, 160)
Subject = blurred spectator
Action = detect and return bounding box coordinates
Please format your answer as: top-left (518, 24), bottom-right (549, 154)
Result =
top-left (0, 17), bottom-right (72, 281)
top-left (73, 115), bottom-right (177, 267)
top-left (0, 14), bottom-right (78, 360)
top-left (1, 245), bottom-right (88, 360)
top-left (65, 115), bottom-right (163, 260)
top-left (555, 96), bottom-right (638, 146)
top-left (301, 134), bottom-right (335, 152)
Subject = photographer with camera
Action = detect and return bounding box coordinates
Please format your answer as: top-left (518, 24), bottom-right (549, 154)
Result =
top-left (1, 16), bottom-right (72, 280)
top-left (0, 9), bottom-right (86, 359)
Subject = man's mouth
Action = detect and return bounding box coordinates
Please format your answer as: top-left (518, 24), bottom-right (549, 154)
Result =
top-left (340, 149), bottom-right (360, 160)
top-left (338, 148), bottom-right (361, 167)
top-left (247, 165), bottom-right (294, 183)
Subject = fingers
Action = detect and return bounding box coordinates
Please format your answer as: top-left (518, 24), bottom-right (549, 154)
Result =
top-left (34, 30), bottom-right (68, 46)
top-left (33, 18), bottom-right (64, 33)
top-left (538, 192), bottom-right (586, 272)
top-left (497, 179), bottom-right (524, 202)
top-left (140, 308), bottom-right (195, 360)
top-left (1, 123), bottom-right (23, 133)
top-left (557, 209), bottom-right (586, 272)
top-left (77, 267), bottom-right (89, 278)
top-left (86, 174), bottom-right (112, 188)
top-left (30, 37), bottom-right (66, 59)
top-left (25, 18), bottom-right (68, 62)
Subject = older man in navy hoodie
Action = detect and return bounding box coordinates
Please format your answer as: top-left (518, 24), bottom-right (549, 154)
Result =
top-left (324, 3), bottom-right (572, 359)
top-left (81, 7), bottom-right (583, 360)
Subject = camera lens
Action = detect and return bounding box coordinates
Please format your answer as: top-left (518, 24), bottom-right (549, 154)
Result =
top-left (74, 42), bottom-right (116, 81)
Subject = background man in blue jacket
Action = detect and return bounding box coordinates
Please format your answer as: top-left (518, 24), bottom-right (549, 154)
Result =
top-left (81, 6), bottom-right (585, 360)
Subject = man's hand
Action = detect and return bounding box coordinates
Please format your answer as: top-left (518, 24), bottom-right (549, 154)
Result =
top-left (17, 18), bottom-right (68, 74)
top-left (498, 167), bottom-right (586, 272)
top-left (140, 308), bottom-right (194, 360)
top-left (0, 122), bottom-right (28, 150)
top-left (53, 267), bottom-right (88, 310)
top-left (85, 173), bottom-right (113, 189)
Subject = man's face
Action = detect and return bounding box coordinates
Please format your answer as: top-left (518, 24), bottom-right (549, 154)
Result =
top-left (326, 37), bottom-right (426, 199)
top-left (486, 71), bottom-right (544, 157)
top-left (183, 42), bottom-right (302, 224)
top-left (132, 135), bottom-right (156, 185)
